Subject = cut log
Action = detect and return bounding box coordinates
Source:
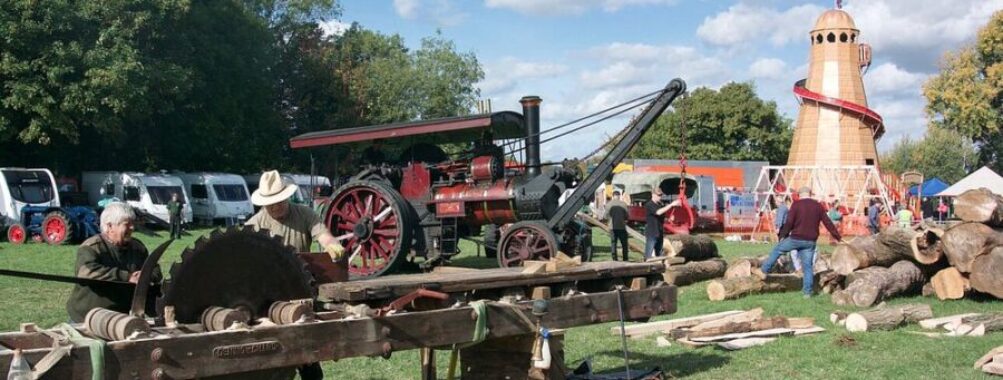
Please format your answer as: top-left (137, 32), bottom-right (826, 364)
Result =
top-left (819, 271), bottom-right (845, 294)
top-left (830, 260), bottom-right (926, 307)
top-left (663, 234), bottom-right (719, 261)
top-left (830, 226), bottom-right (916, 275)
top-left (610, 310), bottom-right (744, 338)
top-left (955, 188), bottom-right (1003, 227)
top-left (930, 267), bottom-right (970, 300)
top-left (688, 328), bottom-right (795, 343)
top-left (921, 282), bottom-right (935, 297)
top-left (970, 247), bottom-right (1003, 298)
top-left (717, 337), bottom-right (777, 350)
top-left (663, 258), bottom-right (727, 286)
top-left (688, 308), bottom-right (764, 331)
top-left (724, 257), bottom-right (760, 279)
top-left (919, 313), bottom-right (981, 329)
top-left (706, 274), bottom-right (803, 301)
top-left (830, 311), bottom-right (848, 326)
top-left (678, 316), bottom-right (815, 339)
top-left (844, 303), bottom-right (933, 332)
top-left (941, 222), bottom-right (1003, 273)
top-left (911, 227), bottom-right (945, 264)
top-left (958, 313), bottom-right (1003, 333)
top-left (983, 362), bottom-right (1003, 376)
top-left (975, 346), bottom-right (1003, 370)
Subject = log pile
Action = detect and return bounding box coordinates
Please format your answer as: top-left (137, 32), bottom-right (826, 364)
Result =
top-left (928, 188), bottom-right (1003, 300)
top-left (612, 308), bottom-right (823, 351)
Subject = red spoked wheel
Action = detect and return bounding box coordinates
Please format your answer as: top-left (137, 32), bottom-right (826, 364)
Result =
top-left (42, 211), bottom-right (74, 245)
top-left (6, 223), bottom-right (26, 244)
top-left (497, 221), bottom-right (559, 268)
top-left (325, 181), bottom-right (414, 279)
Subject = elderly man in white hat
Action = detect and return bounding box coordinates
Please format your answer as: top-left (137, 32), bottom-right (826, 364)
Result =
top-left (246, 170), bottom-right (344, 258)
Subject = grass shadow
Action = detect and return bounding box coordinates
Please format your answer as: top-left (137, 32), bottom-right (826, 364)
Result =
top-left (589, 350), bottom-right (730, 377)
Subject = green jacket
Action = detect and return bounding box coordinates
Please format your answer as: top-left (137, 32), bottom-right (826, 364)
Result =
top-left (65, 235), bottom-right (163, 322)
top-left (167, 200), bottom-right (182, 218)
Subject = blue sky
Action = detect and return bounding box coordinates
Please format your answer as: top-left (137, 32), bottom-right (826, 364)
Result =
top-left (326, 0), bottom-right (1003, 161)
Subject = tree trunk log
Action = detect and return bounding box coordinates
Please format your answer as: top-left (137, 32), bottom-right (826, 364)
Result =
top-left (921, 282), bottom-right (935, 297)
top-left (679, 316), bottom-right (790, 339)
top-left (663, 235), bottom-right (719, 260)
top-left (845, 303), bottom-right (933, 332)
top-left (930, 267), bottom-right (970, 300)
top-left (911, 227), bottom-right (945, 265)
top-left (960, 313), bottom-right (1003, 333)
top-left (706, 274), bottom-right (803, 301)
top-left (663, 258), bottom-right (727, 286)
top-left (941, 222), bottom-right (1003, 273)
top-left (955, 188), bottom-right (1003, 227)
top-left (818, 271), bottom-right (845, 294)
top-left (830, 226), bottom-right (915, 275)
top-left (970, 247), bottom-right (1003, 298)
top-left (830, 261), bottom-right (926, 307)
top-left (724, 257), bottom-right (760, 279)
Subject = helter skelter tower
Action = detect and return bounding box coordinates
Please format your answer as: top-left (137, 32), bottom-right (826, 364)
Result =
top-left (755, 4), bottom-right (893, 226)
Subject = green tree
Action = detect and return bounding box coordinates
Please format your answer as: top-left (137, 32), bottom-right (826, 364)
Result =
top-left (879, 135), bottom-right (920, 177)
top-left (629, 82), bottom-right (793, 164)
top-left (923, 10), bottom-right (1003, 170)
top-left (880, 127), bottom-right (976, 183)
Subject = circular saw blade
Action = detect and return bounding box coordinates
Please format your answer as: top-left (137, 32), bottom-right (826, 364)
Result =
top-left (157, 226), bottom-right (315, 325)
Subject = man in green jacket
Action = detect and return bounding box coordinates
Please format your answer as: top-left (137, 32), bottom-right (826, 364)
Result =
top-left (66, 202), bottom-right (162, 322)
top-left (166, 192), bottom-right (183, 239)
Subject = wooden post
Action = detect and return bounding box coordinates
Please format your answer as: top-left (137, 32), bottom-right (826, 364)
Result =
top-left (420, 347), bottom-right (435, 380)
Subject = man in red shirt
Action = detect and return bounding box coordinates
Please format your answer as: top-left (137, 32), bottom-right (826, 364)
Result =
top-left (757, 187), bottom-right (843, 298)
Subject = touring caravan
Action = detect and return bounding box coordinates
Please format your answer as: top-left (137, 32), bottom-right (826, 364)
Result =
top-left (81, 172), bottom-right (193, 224)
top-left (175, 172), bottom-right (253, 225)
top-left (287, 173), bottom-right (333, 203)
top-left (243, 173), bottom-right (316, 206)
top-left (0, 168), bottom-right (60, 225)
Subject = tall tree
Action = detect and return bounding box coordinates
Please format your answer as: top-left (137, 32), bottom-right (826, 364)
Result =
top-left (880, 127), bottom-right (977, 183)
top-left (923, 10), bottom-right (1003, 171)
top-left (629, 82), bottom-right (793, 164)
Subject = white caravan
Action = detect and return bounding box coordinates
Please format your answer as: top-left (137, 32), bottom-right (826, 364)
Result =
top-left (81, 172), bottom-right (193, 224)
top-left (243, 173), bottom-right (315, 206)
top-left (286, 173), bottom-right (333, 203)
top-left (0, 168), bottom-right (60, 225)
top-left (175, 172), bottom-right (253, 225)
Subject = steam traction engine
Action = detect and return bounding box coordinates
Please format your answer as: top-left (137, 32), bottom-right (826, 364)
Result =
top-left (291, 79), bottom-right (687, 278)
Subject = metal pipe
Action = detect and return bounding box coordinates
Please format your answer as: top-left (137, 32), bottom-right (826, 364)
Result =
top-left (520, 96), bottom-right (542, 176)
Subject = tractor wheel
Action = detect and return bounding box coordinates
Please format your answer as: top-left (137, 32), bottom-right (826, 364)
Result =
top-left (7, 223), bottom-right (26, 245)
top-left (324, 181), bottom-right (414, 279)
top-left (483, 224), bottom-right (500, 258)
top-left (42, 211), bottom-right (74, 245)
top-left (497, 221), bottom-right (559, 268)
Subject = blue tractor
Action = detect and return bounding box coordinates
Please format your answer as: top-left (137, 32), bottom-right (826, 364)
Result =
top-left (4, 206), bottom-right (100, 245)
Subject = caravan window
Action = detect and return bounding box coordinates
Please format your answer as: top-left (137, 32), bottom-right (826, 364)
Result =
top-left (147, 186), bottom-right (184, 205)
top-left (190, 185), bottom-right (208, 199)
top-left (2, 170), bottom-right (55, 204)
top-left (102, 183), bottom-right (115, 196)
top-left (123, 186), bottom-right (141, 201)
top-left (213, 184), bottom-right (248, 201)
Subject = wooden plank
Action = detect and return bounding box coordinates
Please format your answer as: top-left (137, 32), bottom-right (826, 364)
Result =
top-left (716, 337), bottom-right (776, 350)
top-left (919, 313), bottom-right (981, 330)
top-left (0, 286), bottom-right (678, 379)
top-left (522, 261), bottom-right (547, 274)
top-left (975, 346), bottom-right (1003, 369)
top-left (792, 326), bottom-right (825, 336)
top-left (320, 261), bottom-right (665, 302)
top-left (433, 266), bottom-right (482, 274)
top-left (610, 310), bottom-right (744, 338)
top-left (689, 308), bottom-right (763, 330)
top-left (688, 328), bottom-right (795, 343)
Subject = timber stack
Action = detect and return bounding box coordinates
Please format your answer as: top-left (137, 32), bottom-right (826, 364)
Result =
top-left (611, 308), bottom-right (824, 351)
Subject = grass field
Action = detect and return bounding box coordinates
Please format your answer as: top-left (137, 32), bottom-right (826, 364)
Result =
top-left (1, 228), bottom-right (1002, 379)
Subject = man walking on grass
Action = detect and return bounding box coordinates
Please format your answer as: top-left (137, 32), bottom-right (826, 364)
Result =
top-left (756, 187), bottom-right (842, 298)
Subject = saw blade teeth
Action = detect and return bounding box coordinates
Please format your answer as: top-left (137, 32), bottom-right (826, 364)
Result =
top-left (209, 228), bottom-right (222, 238)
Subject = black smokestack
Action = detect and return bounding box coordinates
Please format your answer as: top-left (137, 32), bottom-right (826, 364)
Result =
top-left (520, 96), bottom-right (542, 176)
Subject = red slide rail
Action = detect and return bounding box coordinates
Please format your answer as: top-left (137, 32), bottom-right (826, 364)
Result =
top-left (793, 79), bottom-right (885, 140)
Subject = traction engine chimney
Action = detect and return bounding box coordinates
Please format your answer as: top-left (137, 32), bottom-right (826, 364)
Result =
top-left (521, 96), bottom-right (542, 176)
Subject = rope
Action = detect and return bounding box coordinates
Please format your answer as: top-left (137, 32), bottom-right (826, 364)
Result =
top-left (446, 301), bottom-right (489, 380)
top-left (55, 324), bottom-right (105, 380)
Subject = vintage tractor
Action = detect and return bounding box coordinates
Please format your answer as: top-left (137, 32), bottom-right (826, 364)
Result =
top-left (4, 206), bottom-right (100, 245)
top-left (291, 79), bottom-right (686, 278)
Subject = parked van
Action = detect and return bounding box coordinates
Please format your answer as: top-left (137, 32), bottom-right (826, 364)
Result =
top-left (81, 172), bottom-right (193, 224)
top-left (0, 168), bottom-right (60, 225)
top-left (175, 172), bottom-right (253, 225)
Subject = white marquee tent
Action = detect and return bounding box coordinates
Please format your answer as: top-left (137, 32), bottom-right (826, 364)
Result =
top-left (936, 166), bottom-right (1003, 196)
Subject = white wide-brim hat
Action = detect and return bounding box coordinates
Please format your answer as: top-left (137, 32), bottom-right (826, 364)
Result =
top-left (251, 170), bottom-right (299, 206)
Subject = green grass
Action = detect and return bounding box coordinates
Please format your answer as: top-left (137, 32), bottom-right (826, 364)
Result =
top-left (1, 228), bottom-right (1002, 379)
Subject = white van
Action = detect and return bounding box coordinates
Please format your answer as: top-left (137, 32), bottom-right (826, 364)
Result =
top-left (175, 172), bottom-right (253, 225)
top-left (286, 173), bottom-right (333, 203)
top-left (81, 171), bottom-right (193, 224)
top-left (0, 168), bottom-right (60, 225)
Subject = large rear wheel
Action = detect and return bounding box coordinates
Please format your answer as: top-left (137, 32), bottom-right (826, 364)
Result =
top-left (325, 181), bottom-right (414, 278)
top-left (497, 221), bottom-right (559, 268)
top-left (42, 211), bottom-right (74, 245)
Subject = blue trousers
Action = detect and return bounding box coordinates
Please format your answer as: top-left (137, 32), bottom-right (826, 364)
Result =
top-left (644, 235), bottom-right (664, 259)
top-left (761, 238), bottom-right (817, 295)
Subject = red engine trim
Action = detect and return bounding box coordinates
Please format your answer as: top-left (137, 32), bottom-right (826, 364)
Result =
top-left (432, 180), bottom-right (517, 225)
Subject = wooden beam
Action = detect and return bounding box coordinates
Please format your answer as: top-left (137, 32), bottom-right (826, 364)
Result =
top-left (609, 310), bottom-right (744, 338)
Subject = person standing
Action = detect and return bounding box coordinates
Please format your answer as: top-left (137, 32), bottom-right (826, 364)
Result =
top-left (896, 204), bottom-right (914, 228)
top-left (167, 192), bottom-right (183, 239)
top-left (867, 200), bottom-right (881, 235)
top-left (643, 187), bottom-right (679, 260)
top-left (605, 191), bottom-right (630, 261)
top-left (245, 170), bottom-right (344, 380)
top-left (937, 199), bottom-right (949, 222)
top-left (774, 196), bottom-right (801, 272)
top-left (66, 202), bottom-right (162, 322)
top-left (757, 187), bottom-right (842, 298)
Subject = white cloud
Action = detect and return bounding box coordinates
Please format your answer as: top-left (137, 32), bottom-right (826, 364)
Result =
top-left (697, 3), bottom-right (825, 47)
top-left (484, 0), bottom-right (678, 16)
top-left (863, 63), bottom-right (927, 96)
top-left (478, 58), bottom-right (569, 94)
top-left (581, 43), bottom-right (729, 91)
top-left (393, 0), bottom-right (466, 26)
top-left (318, 19), bottom-right (350, 37)
top-left (749, 58), bottom-right (788, 79)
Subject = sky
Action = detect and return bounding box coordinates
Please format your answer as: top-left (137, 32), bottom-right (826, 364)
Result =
top-left (326, 0), bottom-right (1003, 162)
